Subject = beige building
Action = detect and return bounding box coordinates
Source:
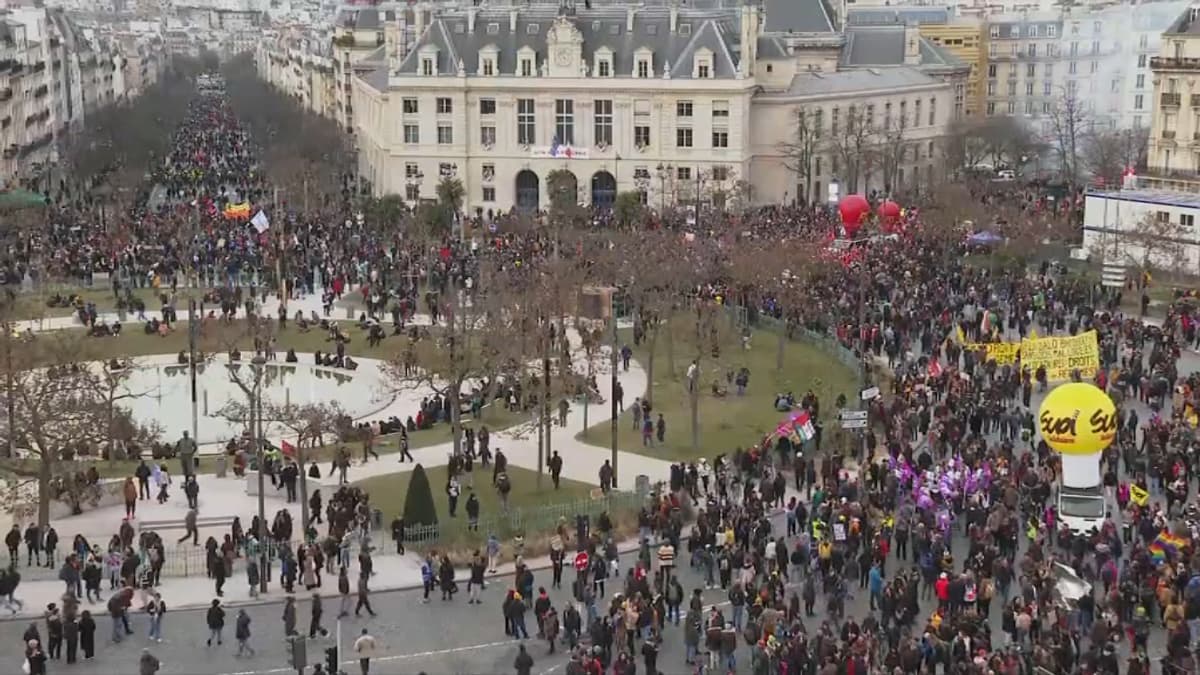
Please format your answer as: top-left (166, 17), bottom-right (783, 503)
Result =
top-left (1148, 6), bottom-right (1200, 181)
top-left (351, 0), bottom-right (968, 211)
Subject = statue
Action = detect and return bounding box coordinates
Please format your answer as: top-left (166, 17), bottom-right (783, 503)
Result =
top-left (176, 430), bottom-right (197, 478)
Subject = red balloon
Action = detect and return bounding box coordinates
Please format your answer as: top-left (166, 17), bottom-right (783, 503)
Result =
top-left (878, 200), bottom-right (901, 221)
top-left (838, 194), bottom-right (870, 234)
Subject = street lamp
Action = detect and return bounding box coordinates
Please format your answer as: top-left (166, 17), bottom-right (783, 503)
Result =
top-left (655, 163), bottom-right (672, 212)
top-left (249, 355), bottom-right (268, 590)
top-left (245, 355), bottom-right (269, 595)
top-left (408, 170), bottom-right (424, 202)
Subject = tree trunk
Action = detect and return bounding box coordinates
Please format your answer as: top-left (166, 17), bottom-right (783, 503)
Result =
top-left (665, 317), bottom-right (676, 378)
top-left (449, 382), bottom-right (462, 458)
top-left (645, 331), bottom-right (659, 405)
top-left (689, 384), bottom-right (699, 453)
top-left (38, 451), bottom-right (51, 530)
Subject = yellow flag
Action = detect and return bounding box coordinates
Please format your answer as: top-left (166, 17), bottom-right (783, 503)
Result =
top-left (1028, 327), bottom-right (1039, 340)
top-left (1130, 484), bottom-right (1149, 507)
top-left (956, 326), bottom-right (966, 343)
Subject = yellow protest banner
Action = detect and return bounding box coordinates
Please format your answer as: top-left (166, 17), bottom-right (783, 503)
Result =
top-left (953, 328), bottom-right (1099, 379)
top-left (1020, 330), bottom-right (1099, 382)
top-left (1130, 484), bottom-right (1149, 507)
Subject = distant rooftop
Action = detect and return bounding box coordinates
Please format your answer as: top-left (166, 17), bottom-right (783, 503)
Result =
top-left (847, 6), bottom-right (949, 26)
top-left (1087, 188), bottom-right (1200, 209)
top-left (1164, 6), bottom-right (1200, 36)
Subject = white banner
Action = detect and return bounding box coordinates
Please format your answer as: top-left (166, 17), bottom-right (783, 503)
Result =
top-left (531, 146), bottom-right (589, 159)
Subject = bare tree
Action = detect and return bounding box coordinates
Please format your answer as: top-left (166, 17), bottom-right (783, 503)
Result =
top-left (1083, 126), bottom-right (1149, 188)
top-left (1047, 86), bottom-right (1091, 188)
top-left (876, 111), bottom-right (909, 195)
top-left (382, 256), bottom-right (512, 458)
top-left (941, 118), bottom-right (991, 178)
top-left (1121, 213), bottom-right (1190, 278)
top-left (0, 333), bottom-right (160, 528)
top-left (827, 104), bottom-right (875, 194)
top-left (779, 105), bottom-right (823, 204)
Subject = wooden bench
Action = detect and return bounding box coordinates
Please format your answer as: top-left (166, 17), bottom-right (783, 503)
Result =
top-left (137, 515), bottom-right (236, 533)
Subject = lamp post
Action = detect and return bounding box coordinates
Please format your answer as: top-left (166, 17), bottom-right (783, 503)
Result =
top-left (248, 355), bottom-right (268, 595)
top-left (655, 163), bottom-right (672, 212)
top-left (408, 170), bottom-right (424, 203)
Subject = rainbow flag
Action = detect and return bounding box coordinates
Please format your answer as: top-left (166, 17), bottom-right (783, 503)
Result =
top-left (1149, 541), bottom-right (1168, 565)
top-left (223, 202), bottom-right (251, 219)
top-left (1156, 531), bottom-right (1189, 554)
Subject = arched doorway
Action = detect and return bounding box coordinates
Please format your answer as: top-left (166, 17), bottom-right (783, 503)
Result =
top-left (515, 170), bottom-right (540, 211)
top-left (591, 171), bottom-right (617, 209)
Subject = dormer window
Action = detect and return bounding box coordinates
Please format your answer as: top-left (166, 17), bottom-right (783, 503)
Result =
top-left (595, 47), bottom-right (613, 78)
top-left (635, 48), bottom-right (652, 78)
top-left (418, 45), bottom-right (439, 76)
top-left (479, 45), bottom-right (499, 76)
top-left (518, 46), bottom-right (536, 76)
top-left (693, 48), bottom-right (713, 79)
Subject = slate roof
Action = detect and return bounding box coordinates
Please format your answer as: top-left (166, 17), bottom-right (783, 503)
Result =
top-left (362, 66), bottom-right (388, 91)
top-left (847, 7), bottom-right (949, 27)
top-left (763, 0), bottom-right (836, 33)
top-left (396, 7), bottom-right (741, 79)
top-left (337, 7), bottom-right (380, 31)
top-left (773, 67), bottom-right (940, 97)
top-left (842, 26), bottom-right (904, 66)
top-left (839, 25), bottom-right (964, 71)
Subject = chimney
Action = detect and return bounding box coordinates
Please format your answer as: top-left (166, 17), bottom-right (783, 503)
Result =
top-left (467, 6), bottom-right (476, 33)
top-left (904, 20), bottom-right (921, 65)
top-left (670, 3), bottom-right (678, 32)
top-left (510, 8), bottom-right (518, 32)
top-left (413, 4), bottom-right (426, 38)
top-left (627, 5), bottom-right (636, 32)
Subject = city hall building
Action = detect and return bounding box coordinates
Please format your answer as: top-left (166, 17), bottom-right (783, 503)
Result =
top-left (350, 0), bottom-right (968, 212)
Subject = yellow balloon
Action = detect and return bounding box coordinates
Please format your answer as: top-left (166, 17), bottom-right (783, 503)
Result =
top-left (1037, 382), bottom-right (1117, 455)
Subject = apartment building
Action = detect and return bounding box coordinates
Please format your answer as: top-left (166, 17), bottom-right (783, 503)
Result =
top-left (1147, 5), bottom-right (1200, 179)
top-left (351, 0), bottom-right (968, 211)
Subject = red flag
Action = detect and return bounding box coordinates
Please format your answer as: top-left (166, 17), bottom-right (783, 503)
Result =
top-left (281, 439), bottom-right (296, 458)
top-left (928, 359), bottom-right (943, 378)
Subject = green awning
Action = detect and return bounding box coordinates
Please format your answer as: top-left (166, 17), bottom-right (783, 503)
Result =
top-left (0, 188), bottom-right (48, 211)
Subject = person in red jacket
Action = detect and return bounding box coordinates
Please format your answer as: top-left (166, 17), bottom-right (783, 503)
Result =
top-left (935, 572), bottom-right (950, 609)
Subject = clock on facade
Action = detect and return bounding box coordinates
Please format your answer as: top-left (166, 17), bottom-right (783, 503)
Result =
top-left (555, 49), bottom-right (572, 67)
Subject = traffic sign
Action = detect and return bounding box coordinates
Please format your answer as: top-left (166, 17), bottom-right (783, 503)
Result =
top-left (860, 386), bottom-right (880, 400)
top-left (841, 419), bottom-right (869, 430)
top-left (839, 410), bottom-right (868, 421)
top-left (574, 551), bottom-right (589, 572)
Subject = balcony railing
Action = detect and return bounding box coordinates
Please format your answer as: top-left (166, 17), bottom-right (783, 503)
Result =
top-left (1163, 92), bottom-right (1182, 107)
top-left (31, 61), bottom-right (45, 73)
top-left (2, 145), bottom-right (16, 159)
top-left (1151, 56), bottom-right (1200, 71)
top-left (1163, 129), bottom-right (1177, 139)
top-left (33, 85), bottom-right (48, 98)
top-left (0, 87), bottom-right (10, 101)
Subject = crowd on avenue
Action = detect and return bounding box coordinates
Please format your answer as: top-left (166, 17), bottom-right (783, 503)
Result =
top-left (5, 76), bottom-right (1200, 675)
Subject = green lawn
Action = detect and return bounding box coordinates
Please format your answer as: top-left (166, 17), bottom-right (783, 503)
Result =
top-left (582, 314), bottom-right (859, 464)
top-left (12, 286), bottom-right (166, 319)
top-left (355, 464), bottom-right (596, 549)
